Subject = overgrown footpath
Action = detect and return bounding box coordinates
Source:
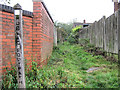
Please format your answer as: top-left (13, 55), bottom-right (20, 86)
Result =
top-left (2, 42), bottom-right (118, 88)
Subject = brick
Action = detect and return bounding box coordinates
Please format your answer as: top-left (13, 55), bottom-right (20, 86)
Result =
top-left (1, 1), bottom-right (54, 74)
top-left (33, 2), bottom-right (42, 6)
top-left (33, 49), bottom-right (41, 52)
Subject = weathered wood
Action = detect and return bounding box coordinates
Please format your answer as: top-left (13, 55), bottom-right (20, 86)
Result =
top-left (14, 4), bottom-right (26, 88)
top-left (118, 9), bottom-right (120, 87)
top-left (79, 11), bottom-right (119, 54)
top-left (118, 10), bottom-right (120, 67)
top-left (114, 11), bottom-right (118, 53)
top-left (54, 27), bottom-right (57, 46)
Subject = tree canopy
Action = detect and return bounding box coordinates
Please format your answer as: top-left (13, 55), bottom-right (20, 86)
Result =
top-left (0, 0), bottom-right (10, 4)
top-left (55, 21), bottom-right (73, 39)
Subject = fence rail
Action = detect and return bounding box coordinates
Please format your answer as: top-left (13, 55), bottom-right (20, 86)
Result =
top-left (79, 11), bottom-right (119, 54)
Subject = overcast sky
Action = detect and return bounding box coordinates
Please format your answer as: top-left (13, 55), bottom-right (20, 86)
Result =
top-left (1, 0), bottom-right (114, 23)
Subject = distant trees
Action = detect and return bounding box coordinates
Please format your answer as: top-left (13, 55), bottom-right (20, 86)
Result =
top-left (55, 21), bottom-right (83, 44)
top-left (54, 21), bottom-right (73, 43)
top-left (0, 0), bottom-right (10, 4)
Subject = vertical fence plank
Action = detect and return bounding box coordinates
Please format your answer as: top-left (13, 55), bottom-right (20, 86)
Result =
top-left (114, 11), bottom-right (118, 53)
top-left (118, 9), bottom-right (120, 87)
top-left (79, 11), bottom-right (118, 54)
top-left (54, 27), bottom-right (57, 46)
top-left (95, 21), bottom-right (98, 47)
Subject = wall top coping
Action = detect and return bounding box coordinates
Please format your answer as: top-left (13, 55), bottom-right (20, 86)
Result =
top-left (32, 0), bottom-right (44, 2)
top-left (41, 2), bottom-right (54, 23)
top-left (0, 3), bottom-right (54, 23)
top-left (33, 0), bottom-right (54, 23)
top-left (0, 4), bottom-right (33, 17)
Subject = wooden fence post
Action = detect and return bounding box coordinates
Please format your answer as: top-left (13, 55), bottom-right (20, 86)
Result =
top-left (54, 27), bottom-right (57, 46)
top-left (102, 16), bottom-right (106, 51)
top-left (14, 3), bottom-right (26, 88)
top-left (118, 10), bottom-right (120, 62)
top-left (118, 9), bottom-right (120, 86)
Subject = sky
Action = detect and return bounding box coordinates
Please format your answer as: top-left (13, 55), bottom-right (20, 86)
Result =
top-left (0, 0), bottom-right (114, 23)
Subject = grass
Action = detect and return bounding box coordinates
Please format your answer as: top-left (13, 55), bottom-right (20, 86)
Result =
top-left (2, 41), bottom-right (118, 88)
top-left (41, 42), bottom-right (118, 88)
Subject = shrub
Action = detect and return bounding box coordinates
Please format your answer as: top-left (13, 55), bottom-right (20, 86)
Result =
top-left (79, 38), bottom-right (90, 46)
top-left (72, 25), bottom-right (82, 33)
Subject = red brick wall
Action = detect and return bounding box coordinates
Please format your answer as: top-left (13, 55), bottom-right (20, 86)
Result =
top-left (2, 12), bottom-right (33, 71)
top-left (33, 2), bottom-right (54, 66)
top-left (0, 10), bottom-right (2, 83)
top-left (1, 1), bottom-right (54, 73)
top-left (2, 11), bottom-right (15, 70)
top-left (41, 3), bottom-right (54, 65)
top-left (32, 2), bottom-right (42, 65)
top-left (23, 16), bottom-right (33, 65)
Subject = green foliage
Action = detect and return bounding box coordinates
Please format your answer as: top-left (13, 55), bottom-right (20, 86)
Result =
top-left (79, 38), bottom-right (96, 51)
top-left (2, 41), bottom-right (118, 88)
top-left (67, 32), bottom-right (79, 44)
top-left (72, 25), bottom-right (82, 32)
top-left (67, 25), bottom-right (83, 44)
top-left (79, 38), bottom-right (90, 46)
top-left (55, 22), bottom-right (82, 44)
top-left (55, 21), bottom-right (73, 35)
top-left (47, 42), bottom-right (118, 88)
top-left (2, 66), bottom-right (18, 89)
top-left (67, 34), bottom-right (77, 44)
top-left (55, 21), bottom-right (73, 42)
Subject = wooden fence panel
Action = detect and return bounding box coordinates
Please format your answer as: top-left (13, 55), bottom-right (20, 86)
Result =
top-left (113, 12), bottom-right (118, 53)
top-left (79, 11), bottom-right (119, 54)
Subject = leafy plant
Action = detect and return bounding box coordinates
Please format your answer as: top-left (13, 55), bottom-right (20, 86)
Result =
top-left (72, 25), bottom-right (82, 32)
top-left (2, 66), bottom-right (18, 89)
top-left (2, 41), bottom-right (118, 88)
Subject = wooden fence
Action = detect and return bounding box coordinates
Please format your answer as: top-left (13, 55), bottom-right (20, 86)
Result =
top-left (79, 10), bottom-right (119, 54)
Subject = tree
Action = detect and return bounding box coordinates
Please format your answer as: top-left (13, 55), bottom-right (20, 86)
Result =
top-left (55, 21), bottom-right (73, 37)
top-left (54, 21), bottom-right (73, 43)
top-left (0, 0), bottom-right (10, 5)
